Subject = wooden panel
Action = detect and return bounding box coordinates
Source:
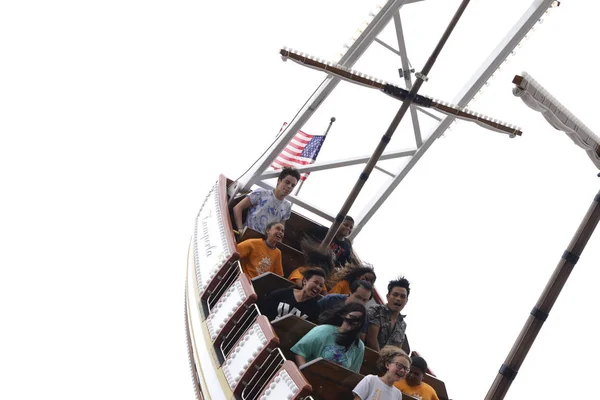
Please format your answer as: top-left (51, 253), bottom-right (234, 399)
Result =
top-left (281, 211), bottom-right (321, 250)
top-left (359, 347), bottom-right (380, 376)
top-left (280, 242), bottom-right (305, 277)
top-left (423, 374), bottom-right (449, 400)
top-left (299, 358), bottom-right (363, 400)
top-left (237, 226), bottom-right (264, 242)
top-left (251, 272), bottom-right (295, 300)
top-left (271, 314), bottom-right (316, 356)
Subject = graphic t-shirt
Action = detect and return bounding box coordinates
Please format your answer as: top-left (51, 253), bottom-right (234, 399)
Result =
top-left (258, 287), bottom-right (320, 323)
top-left (394, 379), bottom-right (439, 400)
top-left (353, 374), bottom-right (402, 400)
top-left (237, 238), bottom-right (283, 279)
top-left (245, 188), bottom-right (292, 234)
top-left (290, 324), bottom-right (365, 373)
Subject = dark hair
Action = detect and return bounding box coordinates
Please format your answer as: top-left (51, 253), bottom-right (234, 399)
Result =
top-left (265, 221), bottom-right (284, 233)
top-left (350, 280), bottom-right (373, 299)
top-left (388, 276), bottom-right (410, 297)
top-left (278, 166), bottom-right (301, 182)
top-left (410, 356), bottom-right (427, 374)
top-left (302, 268), bottom-right (326, 281)
top-left (342, 264), bottom-right (377, 285)
top-left (301, 238), bottom-right (334, 275)
top-left (318, 302), bottom-right (366, 350)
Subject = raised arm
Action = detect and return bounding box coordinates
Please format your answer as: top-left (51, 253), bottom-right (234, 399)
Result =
top-left (233, 197), bottom-right (252, 231)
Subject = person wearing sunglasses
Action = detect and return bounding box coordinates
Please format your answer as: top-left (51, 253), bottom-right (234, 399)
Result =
top-left (290, 302), bottom-right (366, 372)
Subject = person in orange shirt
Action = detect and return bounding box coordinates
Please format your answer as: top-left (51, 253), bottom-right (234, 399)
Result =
top-left (237, 221), bottom-right (284, 278)
top-left (394, 356), bottom-right (439, 400)
top-left (329, 264), bottom-right (377, 295)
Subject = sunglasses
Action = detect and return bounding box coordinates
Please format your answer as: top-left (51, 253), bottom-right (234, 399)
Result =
top-left (343, 317), bottom-right (362, 326)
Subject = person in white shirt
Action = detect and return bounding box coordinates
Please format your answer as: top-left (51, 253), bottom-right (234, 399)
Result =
top-left (233, 167), bottom-right (300, 234)
top-left (352, 346), bottom-right (411, 400)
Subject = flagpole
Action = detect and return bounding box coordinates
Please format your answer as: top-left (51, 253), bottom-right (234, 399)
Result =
top-left (294, 117), bottom-right (336, 196)
top-left (320, 0), bottom-right (472, 250)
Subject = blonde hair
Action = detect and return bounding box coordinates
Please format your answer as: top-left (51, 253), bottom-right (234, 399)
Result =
top-left (376, 346), bottom-right (411, 374)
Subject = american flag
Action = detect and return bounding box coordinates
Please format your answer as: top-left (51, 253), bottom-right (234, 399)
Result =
top-left (271, 122), bottom-right (327, 181)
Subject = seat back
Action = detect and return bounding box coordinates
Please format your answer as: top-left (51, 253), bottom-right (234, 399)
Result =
top-left (299, 358), bottom-right (363, 400)
top-left (423, 374), bottom-right (449, 400)
top-left (270, 314), bottom-right (316, 359)
top-left (251, 272), bottom-right (295, 301)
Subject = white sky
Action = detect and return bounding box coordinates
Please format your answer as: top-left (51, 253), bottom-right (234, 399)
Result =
top-left (2, 1), bottom-right (599, 399)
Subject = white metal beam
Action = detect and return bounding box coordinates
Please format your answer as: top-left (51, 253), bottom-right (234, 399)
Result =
top-left (393, 12), bottom-right (423, 147)
top-left (513, 72), bottom-right (600, 170)
top-left (350, 0), bottom-right (556, 239)
top-left (234, 0), bottom-right (415, 193)
top-left (255, 149), bottom-right (417, 179)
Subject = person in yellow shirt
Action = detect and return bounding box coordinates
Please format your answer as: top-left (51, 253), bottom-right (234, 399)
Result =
top-left (236, 221), bottom-right (284, 278)
top-left (394, 356), bottom-right (439, 400)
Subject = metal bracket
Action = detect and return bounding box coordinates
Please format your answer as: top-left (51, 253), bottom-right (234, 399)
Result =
top-left (415, 71), bottom-right (429, 81)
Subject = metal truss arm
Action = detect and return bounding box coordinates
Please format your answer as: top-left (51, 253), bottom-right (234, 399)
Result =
top-left (254, 149), bottom-right (417, 180)
top-left (393, 12), bottom-right (423, 146)
top-left (513, 72), bottom-right (600, 169)
top-left (234, 0), bottom-right (414, 193)
top-left (350, 0), bottom-right (556, 239)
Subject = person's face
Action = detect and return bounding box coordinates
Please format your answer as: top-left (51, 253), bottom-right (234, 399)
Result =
top-left (266, 223), bottom-right (284, 243)
top-left (339, 311), bottom-right (363, 333)
top-left (275, 175), bottom-right (298, 198)
top-left (338, 220), bottom-right (354, 237)
top-left (302, 275), bottom-right (325, 298)
top-left (388, 355), bottom-right (411, 380)
top-left (359, 273), bottom-right (376, 285)
top-left (386, 286), bottom-right (408, 313)
top-left (405, 366), bottom-right (424, 386)
top-left (347, 286), bottom-right (371, 306)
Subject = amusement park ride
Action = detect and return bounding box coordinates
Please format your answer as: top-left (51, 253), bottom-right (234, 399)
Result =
top-left (185, 1), bottom-right (600, 399)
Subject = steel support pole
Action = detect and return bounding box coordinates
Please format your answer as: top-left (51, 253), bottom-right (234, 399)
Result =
top-left (484, 185), bottom-right (600, 400)
top-left (320, 0), bottom-right (472, 249)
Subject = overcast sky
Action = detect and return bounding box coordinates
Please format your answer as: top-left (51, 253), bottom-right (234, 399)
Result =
top-left (2, 1), bottom-right (599, 399)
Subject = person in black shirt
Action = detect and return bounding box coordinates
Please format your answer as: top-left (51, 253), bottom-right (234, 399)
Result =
top-left (258, 268), bottom-right (326, 323)
top-left (309, 216), bottom-right (354, 268)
